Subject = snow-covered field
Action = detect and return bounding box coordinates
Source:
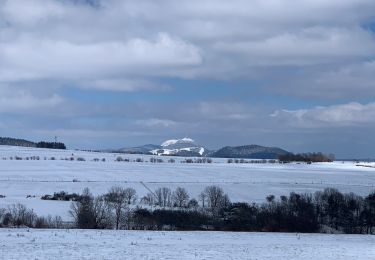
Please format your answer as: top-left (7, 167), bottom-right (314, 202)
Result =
top-left (0, 145), bottom-right (375, 220)
top-left (1, 229), bottom-right (374, 259)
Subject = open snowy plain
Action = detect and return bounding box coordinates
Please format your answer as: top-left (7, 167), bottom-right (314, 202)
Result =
top-left (0, 145), bottom-right (374, 220)
top-left (1, 229), bottom-right (375, 260)
top-left (1, 146), bottom-right (375, 259)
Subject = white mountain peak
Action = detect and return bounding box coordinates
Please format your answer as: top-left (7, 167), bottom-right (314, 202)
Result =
top-left (161, 139), bottom-right (178, 147)
top-left (153, 138), bottom-right (206, 156)
top-left (161, 137), bottom-right (195, 147)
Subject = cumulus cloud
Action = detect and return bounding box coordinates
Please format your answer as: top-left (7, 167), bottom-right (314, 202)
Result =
top-left (0, 33), bottom-right (201, 82)
top-left (0, 0), bottom-right (374, 94)
top-left (0, 0), bottom-right (375, 155)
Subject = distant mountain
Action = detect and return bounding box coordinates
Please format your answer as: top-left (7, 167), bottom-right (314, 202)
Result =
top-left (117, 140), bottom-right (289, 159)
top-left (118, 138), bottom-right (208, 157)
top-left (151, 138), bottom-right (208, 157)
top-left (118, 144), bottom-right (161, 154)
top-left (210, 145), bottom-right (290, 159)
top-left (0, 137), bottom-right (36, 147)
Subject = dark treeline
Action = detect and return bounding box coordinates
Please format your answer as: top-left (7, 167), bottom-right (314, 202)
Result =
top-left (1, 187), bottom-right (375, 234)
top-left (36, 141), bottom-right (66, 150)
top-left (132, 188), bottom-right (375, 234)
top-left (0, 137), bottom-right (67, 150)
top-left (278, 152), bottom-right (334, 163)
top-left (0, 137), bottom-right (35, 147)
top-left (68, 186), bottom-right (375, 234)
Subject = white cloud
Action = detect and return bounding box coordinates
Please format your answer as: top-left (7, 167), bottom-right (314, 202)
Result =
top-left (0, 0), bottom-right (374, 95)
top-left (215, 27), bottom-right (375, 66)
top-left (264, 60), bottom-right (375, 98)
top-left (0, 90), bottom-right (64, 113)
top-left (1, 0), bottom-right (65, 26)
top-left (199, 102), bottom-right (254, 120)
top-left (271, 102), bottom-right (375, 127)
top-left (78, 79), bottom-right (171, 92)
top-left (311, 61), bottom-right (375, 95)
top-left (0, 33), bottom-right (201, 82)
top-left (135, 118), bottom-right (178, 128)
top-left (1, 0), bottom-right (375, 154)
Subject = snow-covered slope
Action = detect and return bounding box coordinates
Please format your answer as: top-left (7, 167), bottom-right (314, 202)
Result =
top-left (161, 137), bottom-right (195, 147)
top-left (0, 145), bottom-right (375, 220)
top-left (1, 229), bottom-right (375, 260)
top-left (151, 138), bottom-right (207, 156)
top-left (117, 138), bottom-right (207, 156)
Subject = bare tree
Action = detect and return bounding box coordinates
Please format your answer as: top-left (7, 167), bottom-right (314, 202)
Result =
top-left (172, 187), bottom-right (190, 208)
top-left (46, 215), bottom-right (64, 229)
top-left (8, 203), bottom-right (36, 227)
top-left (187, 199), bottom-right (199, 210)
top-left (70, 188), bottom-right (113, 229)
top-left (124, 188), bottom-right (137, 205)
top-left (70, 188), bottom-right (96, 229)
top-left (199, 192), bottom-right (207, 208)
top-left (141, 193), bottom-right (155, 206)
top-left (221, 193), bottom-right (231, 208)
top-left (0, 208), bottom-right (5, 224)
top-left (93, 195), bottom-right (113, 229)
top-left (104, 186), bottom-right (128, 229)
top-left (203, 186), bottom-right (225, 213)
top-left (155, 187), bottom-right (172, 207)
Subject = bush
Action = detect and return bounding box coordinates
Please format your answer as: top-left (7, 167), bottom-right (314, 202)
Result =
top-left (7, 204), bottom-right (37, 227)
top-left (41, 191), bottom-right (84, 202)
top-left (116, 156), bottom-right (124, 162)
top-left (36, 141), bottom-right (66, 150)
top-left (132, 209), bottom-right (212, 231)
top-left (278, 152), bottom-right (334, 163)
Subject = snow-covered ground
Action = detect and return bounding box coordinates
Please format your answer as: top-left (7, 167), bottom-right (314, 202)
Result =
top-left (0, 145), bottom-right (375, 220)
top-left (0, 229), bottom-right (374, 259)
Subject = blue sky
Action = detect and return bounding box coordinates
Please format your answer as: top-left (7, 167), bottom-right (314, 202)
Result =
top-left (1, 0), bottom-right (375, 158)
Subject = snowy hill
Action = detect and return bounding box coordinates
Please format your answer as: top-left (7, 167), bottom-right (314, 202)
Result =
top-left (118, 144), bottom-right (161, 154)
top-left (151, 138), bottom-right (207, 156)
top-left (118, 138), bottom-right (208, 157)
top-left (0, 137), bottom-right (36, 147)
top-left (117, 138), bottom-right (292, 159)
top-left (161, 138), bottom-right (196, 148)
top-left (211, 145), bottom-right (290, 159)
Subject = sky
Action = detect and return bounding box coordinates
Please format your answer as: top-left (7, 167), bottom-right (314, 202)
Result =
top-left (0, 0), bottom-right (375, 158)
